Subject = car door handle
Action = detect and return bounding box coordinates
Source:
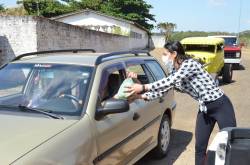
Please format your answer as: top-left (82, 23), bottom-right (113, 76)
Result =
top-left (159, 97), bottom-right (164, 103)
top-left (133, 112), bottom-right (140, 121)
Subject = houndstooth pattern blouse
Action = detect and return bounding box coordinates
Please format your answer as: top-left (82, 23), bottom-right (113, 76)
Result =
top-left (142, 58), bottom-right (224, 113)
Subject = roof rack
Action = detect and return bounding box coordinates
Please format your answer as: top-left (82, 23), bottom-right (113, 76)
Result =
top-left (95, 50), bottom-right (150, 65)
top-left (12, 49), bottom-right (96, 61)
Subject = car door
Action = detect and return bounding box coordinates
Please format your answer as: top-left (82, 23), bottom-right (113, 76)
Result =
top-left (145, 60), bottom-right (175, 112)
top-left (94, 63), bottom-right (144, 165)
top-left (118, 59), bottom-right (167, 161)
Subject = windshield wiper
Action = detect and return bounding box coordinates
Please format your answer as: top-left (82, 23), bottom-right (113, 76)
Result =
top-left (18, 105), bottom-right (64, 119)
top-left (0, 105), bottom-right (64, 119)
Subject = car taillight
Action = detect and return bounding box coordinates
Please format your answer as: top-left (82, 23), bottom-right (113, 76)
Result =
top-left (208, 131), bottom-right (229, 165)
top-left (217, 143), bottom-right (227, 160)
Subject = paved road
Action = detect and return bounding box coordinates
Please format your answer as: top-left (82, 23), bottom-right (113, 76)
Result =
top-left (136, 48), bottom-right (250, 165)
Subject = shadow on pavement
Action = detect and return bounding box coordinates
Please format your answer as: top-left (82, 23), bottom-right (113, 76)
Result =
top-left (219, 79), bottom-right (236, 86)
top-left (135, 129), bottom-right (193, 165)
top-left (233, 64), bottom-right (245, 70)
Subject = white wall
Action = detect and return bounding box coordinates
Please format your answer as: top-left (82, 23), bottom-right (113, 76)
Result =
top-left (56, 12), bottom-right (130, 35)
top-left (130, 24), bottom-right (148, 39)
top-left (151, 34), bottom-right (166, 48)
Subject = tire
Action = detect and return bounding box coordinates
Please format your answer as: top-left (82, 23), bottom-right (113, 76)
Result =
top-left (152, 114), bottom-right (171, 159)
top-left (222, 63), bottom-right (233, 83)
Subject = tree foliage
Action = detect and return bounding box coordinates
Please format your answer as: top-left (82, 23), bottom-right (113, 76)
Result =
top-left (17, 0), bottom-right (73, 17)
top-left (100, 0), bottom-right (155, 30)
top-left (239, 30), bottom-right (250, 47)
top-left (170, 31), bottom-right (231, 41)
top-left (169, 30), bottom-right (250, 47)
top-left (65, 0), bottom-right (102, 11)
top-left (157, 22), bottom-right (177, 41)
top-left (0, 6), bottom-right (27, 16)
top-left (17, 0), bottom-right (155, 30)
top-left (0, 4), bottom-right (5, 11)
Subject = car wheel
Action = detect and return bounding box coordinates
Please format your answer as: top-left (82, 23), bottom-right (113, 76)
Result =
top-left (222, 63), bottom-right (233, 83)
top-left (152, 114), bottom-right (171, 159)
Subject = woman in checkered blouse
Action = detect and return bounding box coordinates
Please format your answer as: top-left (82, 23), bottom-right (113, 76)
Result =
top-left (126, 41), bottom-right (236, 165)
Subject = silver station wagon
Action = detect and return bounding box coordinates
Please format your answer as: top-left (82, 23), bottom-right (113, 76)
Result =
top-left (0, 49), bottom-right (176, 165)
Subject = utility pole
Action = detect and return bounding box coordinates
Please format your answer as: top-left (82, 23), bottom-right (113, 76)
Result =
top-left (237, 0), bottom-right (242, 44)
top-left (37, 0), bottom-right (40, 16)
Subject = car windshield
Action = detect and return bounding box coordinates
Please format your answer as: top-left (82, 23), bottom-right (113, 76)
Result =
top-left (224, 37), bottom-right (237, 46)
top-left (184, 44), bottom-right (215, 53)
top-left (0, 63), bottom-right (93, 116)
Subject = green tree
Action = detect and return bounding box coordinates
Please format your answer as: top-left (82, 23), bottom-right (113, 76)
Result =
top-left (100, 0), bottom-right (155, 30)
top-left (17, 0), bottom-right (155, 30)
top-left (170, 31), bottom-right (232, 41)
top-left (65, 0), bottom-right (155, 30)
top-left (0, 6), bottom-right (27, 16)
top-left (66, 0), bottom-right (102, 11)
top-left (157, 22), bottom-right (177, 41)
top-left (17, 0), bottom-right (73, 17)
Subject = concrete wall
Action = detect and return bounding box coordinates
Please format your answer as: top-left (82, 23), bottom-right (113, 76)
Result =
top-left (0, 16), bottom-right (149, 65)
top-left (151, 34), bottom-right (166, 48)
top-left (36, 17), bottom-right (148, 52)
top-left (0, 16), bottom-right (37, 64)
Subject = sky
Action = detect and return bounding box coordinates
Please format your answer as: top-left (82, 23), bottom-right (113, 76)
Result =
top-left (1, 0), bottom-right (249, 33)
top-left (145, 0), bottom-right (250, 33)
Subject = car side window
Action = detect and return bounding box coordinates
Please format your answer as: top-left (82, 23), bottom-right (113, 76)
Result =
top-left (98, 64), bottom-right (125, 105)
top-left (217, 44), bottom-right (223, 52)
top-left (0, 67), bottom-right (31, 97)
top-left (126, 64), bottom-right (154, 84)
top-left (145, 60), bottom-right (166, 81)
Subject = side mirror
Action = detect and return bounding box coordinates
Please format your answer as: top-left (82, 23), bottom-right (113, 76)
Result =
top-left (95, 99), bottom-right (129, 120)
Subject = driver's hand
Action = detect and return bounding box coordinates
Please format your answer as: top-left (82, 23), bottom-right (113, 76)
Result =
top-left (58, 94), bottom-right (65, 98)
top-left (126, 71), bottom-right (138, 79)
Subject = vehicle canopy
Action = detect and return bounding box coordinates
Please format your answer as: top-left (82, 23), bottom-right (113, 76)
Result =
top-left (208, 35), bottom-right (239, 46)
top-left (181, 37), bottom-right (224, 46)
top-left (181, 37), bottom-right (225, 74)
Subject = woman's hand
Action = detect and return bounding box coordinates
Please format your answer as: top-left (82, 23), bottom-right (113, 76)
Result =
top-left (127, 91), bottom-right (142, 103)
top-left (125, 83), bottom-right (143, 94)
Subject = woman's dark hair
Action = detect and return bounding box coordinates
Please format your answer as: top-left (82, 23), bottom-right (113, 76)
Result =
top-left (164, 41), bottom-right (205, 65)
top-left (164, 41), bottom-right (191, 65)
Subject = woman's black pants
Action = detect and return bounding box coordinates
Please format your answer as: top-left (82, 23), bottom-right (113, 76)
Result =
top-left (195, 95), bottom-right (237, 165)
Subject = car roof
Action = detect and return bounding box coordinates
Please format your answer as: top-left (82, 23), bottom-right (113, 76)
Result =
top-left (11, 50), bottom-right (153, 67)
top-left (12, 53), bottom-right (103, 66)
top-left (208, 35), bottom-right (237, 38)
top-left (181, 37), bottom-right (224, 45)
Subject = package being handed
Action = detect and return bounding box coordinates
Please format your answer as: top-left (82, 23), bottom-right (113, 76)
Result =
top-left (116, 78), bottom-right (135, 99)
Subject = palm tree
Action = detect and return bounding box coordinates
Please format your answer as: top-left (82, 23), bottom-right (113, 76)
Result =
top-left (0, 4), bottom-right (5, 11)
top-left (157, 22), bottom-right (177, 41)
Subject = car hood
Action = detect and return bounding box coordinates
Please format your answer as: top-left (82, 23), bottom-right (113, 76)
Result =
top-left (0, 114), bottom-right (77, 164)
